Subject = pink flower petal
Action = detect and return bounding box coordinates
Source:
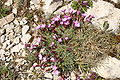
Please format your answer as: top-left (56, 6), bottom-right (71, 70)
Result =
top-left (38, 54), bottom-right (42, 60)
top-left (58, 38), bottom-right (62, 42)
top-left (52, 70), bottom-right (60, 75)
top-left (42, 57), bottom-right (47, 62)
top-left (52, 65), bottom-right (58, 70)
top-left (50, 57), bottom-right (56, 62)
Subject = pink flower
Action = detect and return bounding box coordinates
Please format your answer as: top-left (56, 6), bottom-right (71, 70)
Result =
top-left (29, 44), bottom-right (38, 50)
top-left (77, 11), bottom-right (81, 15)
top-left (51, 21), bottom-right (56, 24)
top-left (47, 24), bottom-right (52, 28)
top-left (50, 42), bottom-right (55, 47)
top-left (69, 8), bottom-right (77, 14)
top-left (63, 15), bottom-right (71, 20)
top-left (41, 24), bottom-right (46, 28)
top-left (35, 25), bottom-right (41, 30)
top-left (52, 70), bottom-right (60, 75)
top-left (50, 57), bottom-right (56, 62)
top-left (42, 57), bottom-right (47, 62)
top-left (62, 18), bottom-right (68, 22)
top-left (37, 37), bottom-right (42, 43)
top-left (89, 15), bottom-right (95, 19)
top-left (61, 9), bottom-right (66, 13)
top-left (35, 24), bottom-right (46, 29)
top-left (86, 18), bottom-right (91, 22)
top-left (81, 13), bottom-right (87, 18)
top-left (73, 21), bottom-right (80, 27)
top-left (86, 15), bottom-right (94, 22)
top-left (65, 37), bottom-right (68, 40)
top-left (58, 77), bottom-right (64, 80)
top-left (38, 54), bottom-right (42, 60)
top-left (52, 65), bottom-right (58, 70)
top-left (76, 0), bottom-right (80, 2)
top-left (60, 21), bottom-right (64, 25)
top-left (52, 15), bottom-right (61, 21)
top-left (58, 38), bottom-right (62, 42)
top-left (24, 44), bottom-right (31, 48)
top-left (32, 63), bottom-right (38, 68)
top-left (82, 1), bottom-right (88, 6)
top-left (64, 21), bottom-right (70, 25)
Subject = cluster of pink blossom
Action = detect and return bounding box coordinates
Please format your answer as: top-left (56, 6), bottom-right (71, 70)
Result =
top-left (26, 6), bottom-right (95, 79)
top-left (35, 8), bottom-right (94, 30)
top-left (33, 8), bottom-right (94, 48)
top-left (32, 53), bottom-right (60, 75)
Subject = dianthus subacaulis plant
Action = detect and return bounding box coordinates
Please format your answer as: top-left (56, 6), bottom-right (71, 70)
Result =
top-left (25, 3), bottom-right (119, 80)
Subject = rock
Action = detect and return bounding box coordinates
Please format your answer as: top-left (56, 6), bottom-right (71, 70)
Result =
top-left (5, 0), bottom-right (13, 6)
top-left (12, 8), bottom-right (17, 14)
top-left (35, 5), bottom-right (40, 9)
top-left (71, 72), bottom-right (76, 80)
top-left (21, 34), bottom-right (32, 44)
top-left (30, 5), bottom-right (36, 10)
top-left (4, 24), bottom-right (14, 33)
top-left (44, 73), bottom-right (53, 79)
top-left (20, 18), bottom-right (27, 25)
top-left (0, 43), bottom-right (2, 48)
top-left (10, 22), bottom-right (14, 26)
top-left (0, 29), bottom-right (6, 36)
top-left (14, 26), bottom-right (22, 34)
top-left (53, 75), bottom-right (59, 80)
top-left (13, 37), bottom-right (20, 44)
top-left (34, 15), bottom-right (38, 22)
top-left (5, 63), bottom-right (9, 66)
top-left (8, 31), bottom-right (14, 41)
top-left (4, 52), bottom-right (11, 56)
top-left (6, 43), bottom-right (14, 50)
top-left (13, 19), bottom-right (20, 26)
top-left (30, 0), bottom-right (40, 5)
top-left (92, 56), bottom-right (120, 79)
top-left (64, 0), bottom-right (71, 2)
top-left (42, 0), bottom-right (63, 15)
top-left (6, 40), bottom-right (11, 45)
top-left (2, 42), bottom-right (7, 49)
top-left (21, 51), bottom-right (28, 57)
top-left (22, 25), bottom-right (29, 35)
top-left (0, 35), bottom-right (5, 43)
top-left (5, 56), bottom-right (12, 61)
top-left (15, 58), bottom-right (26, 65)
top-left (108, 0), bottom-right (120, 3)
top-left (97, 0), bottom-right (120, 3)
top-left (0, 49), bottom-right (5, 61)
top-left (0, 13), bottom-right (14, 27)
top-left (0, 49), bottom-right (5, 54)
top-left (86, 1), bottom-right (120, 33)
top-left (11, 43), bottom-right (24, 53)
top-left (54, 2), bottom-right (72, 14)
top-left (30, 0), bottom-right (41, 10)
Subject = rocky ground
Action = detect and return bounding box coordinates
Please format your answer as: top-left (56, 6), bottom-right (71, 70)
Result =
top-left (0, 0), bottom-right (120, 80)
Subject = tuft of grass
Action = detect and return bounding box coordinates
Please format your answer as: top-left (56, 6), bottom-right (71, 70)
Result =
top-left (0, 8), bottom-right (9, 17)
top-left (0, 65), bottom-right (16, 80)
top-left (71, 0), bottom-right (93, 12)
top-left (0, 0), bottom-right (12, 19)
top-left (25, 12), bottom-right (34, 20)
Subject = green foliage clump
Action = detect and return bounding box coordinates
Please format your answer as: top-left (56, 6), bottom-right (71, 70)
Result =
top-left (71, 0), bottom-right (93, 12)
top-left (24, 2), bottom-right (120, 79)
top-left (0, 65), bottom-right (16, 80)
top-left (0, 8), bottom-right (9, 18)
top-left (25, 12), bottom-right (34, 20)
top-left (0, 0), bottom-right (11, 18)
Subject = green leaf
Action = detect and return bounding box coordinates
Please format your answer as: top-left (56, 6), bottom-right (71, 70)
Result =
top-left (103, 21), bottom-right (109, 31)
